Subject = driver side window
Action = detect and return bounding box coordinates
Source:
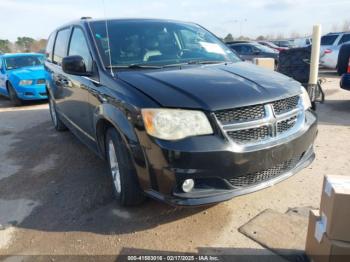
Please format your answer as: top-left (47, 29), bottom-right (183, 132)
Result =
top-left (68, 27), bottom-right (93, 72)
top-left (240, 45), bottom-right (253, 55)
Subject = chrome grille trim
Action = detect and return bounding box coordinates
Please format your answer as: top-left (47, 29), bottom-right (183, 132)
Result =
top-left (215, 105), bottom-right (265, 124)
top-left (272, 96), bottom-right (300, 115)
top-left (214, 95), bottom-right (306, 152)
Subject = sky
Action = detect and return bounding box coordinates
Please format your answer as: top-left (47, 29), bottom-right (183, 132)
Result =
top-left (0, 0), bottom-right (349, 41)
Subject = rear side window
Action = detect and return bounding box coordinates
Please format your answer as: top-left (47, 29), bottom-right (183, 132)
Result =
top-left (229, 45), bottom-right (241, 52)
top-left (68, 27), bottom-right (93, 72)
top-left (339, 34), bottom-right (350, 45)
top-left (53, 28), bottom-right (71, 65)
top-left (321, 35), bottom-right (338, 45)
top-left (46, 32), bottom-right (56, 62)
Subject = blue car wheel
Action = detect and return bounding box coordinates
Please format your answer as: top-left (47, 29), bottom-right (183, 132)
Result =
top-left (7, 82), bottom-right (22, 106)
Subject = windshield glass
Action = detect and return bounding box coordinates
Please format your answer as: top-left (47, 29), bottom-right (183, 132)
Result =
top-left (89, 20), bottom-right (240, 68)
top-left (5, 55), bottom-right (43, 70)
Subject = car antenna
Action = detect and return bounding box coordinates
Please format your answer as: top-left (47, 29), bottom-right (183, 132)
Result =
top-left (102, 0), bottom-right (114, 77)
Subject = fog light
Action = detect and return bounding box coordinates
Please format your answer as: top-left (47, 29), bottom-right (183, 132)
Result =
top-left (182, 179), bottom-right (194, 193)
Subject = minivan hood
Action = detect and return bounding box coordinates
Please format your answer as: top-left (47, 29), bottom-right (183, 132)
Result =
top-left (118, 62), bottom-right (302, 111)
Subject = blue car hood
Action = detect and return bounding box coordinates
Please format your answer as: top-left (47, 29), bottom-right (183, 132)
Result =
top-left (118, 62), bottom-right (303, 111)
top-left (10, 65), bottom-right (46, 80)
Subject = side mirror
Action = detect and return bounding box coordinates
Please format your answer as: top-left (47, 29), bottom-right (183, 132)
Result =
top-left (62, 55), bottom-right (91, 76)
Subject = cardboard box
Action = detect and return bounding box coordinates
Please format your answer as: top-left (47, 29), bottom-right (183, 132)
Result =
top-left (320, 175), bottom-right (350, 242)
top-left (252, 58), bottom-right (275, 70)
top-left (305, 210), bottom-right (350, 262)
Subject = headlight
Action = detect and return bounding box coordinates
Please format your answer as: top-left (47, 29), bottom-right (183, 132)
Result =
top-left (141, 109), bottom-right (213, 140)
top-left (300, 87), bottom-right (311, 110)
top-left (19, 80), bottom-right (33, 86)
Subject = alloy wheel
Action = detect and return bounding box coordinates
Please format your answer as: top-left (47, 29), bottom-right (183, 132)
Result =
top-left (108, 140), bottom-right (121, 194)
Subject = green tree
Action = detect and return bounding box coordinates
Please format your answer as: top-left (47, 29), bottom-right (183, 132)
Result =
top-left (0, 39), bottom-right (11, 53)
top-left (224, 33), bottom-right (234, 43)
top-left (15, 37), bottom-right (35, 52)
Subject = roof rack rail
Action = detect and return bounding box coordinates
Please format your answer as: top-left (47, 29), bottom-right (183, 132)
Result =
top-left (81, 17), bottom-right (92, 20)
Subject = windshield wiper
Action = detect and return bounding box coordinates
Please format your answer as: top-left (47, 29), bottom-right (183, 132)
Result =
top-left (187, 60), bottom-right (227, 65)
top-left (106, 64), bottom-right (162, 69)
top-left (163, 60), bottom-right (228, 68)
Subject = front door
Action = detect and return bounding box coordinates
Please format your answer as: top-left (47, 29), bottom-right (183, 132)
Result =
top-left (63, 26), bottom-right (96, 139)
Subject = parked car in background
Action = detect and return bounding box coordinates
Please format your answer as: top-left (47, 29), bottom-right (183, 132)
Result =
top-left (293, 37), bottom-right (312, 47)
top-left (258, 41), bottom-right (288, 52)
top-left (45, 18), bottom-right (317, 206)
top-left (271, 40), bottom-right (295, 48)
top-left (336, 43), bottom-right (350, 76)
top-left (225, 40), bottom-right (251, 45)
top-left (0, 53), bottom-right (47, 105)
top-left (321, 32), bottom-right (350, 49)
top-left (320, 45), bottom-right (341, 69)
top-left (227, 42), bottom-right (279, 65)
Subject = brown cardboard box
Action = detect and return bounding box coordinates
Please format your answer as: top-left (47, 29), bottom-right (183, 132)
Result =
top-left (305, 210), bottom-right (350, 262)
top-left (320, 175), bottom-right (350, 242)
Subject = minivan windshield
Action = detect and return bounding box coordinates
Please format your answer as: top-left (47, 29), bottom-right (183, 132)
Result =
top-left (5, 55), bottom-right (44, 70)
top-left (89, 20), bottom-right (240, 68)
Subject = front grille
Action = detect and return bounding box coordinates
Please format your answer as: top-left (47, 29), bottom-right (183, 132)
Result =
top-left (227, 126), bottom-right (269, 144)
top-left (272, 96), bottom-right (300, 115)
top-left (215, 105), bottom-right (265, 124)
top-left (277, 116), bottom-right (297, 134)
top-left (39, 92), bottom-right (47, 96)
top-left (215, 95), bottom-right (303, 146)
top-left (228, 155), bottom-right (301, 188)
top-left (37, 79), bottom-right (46, 84)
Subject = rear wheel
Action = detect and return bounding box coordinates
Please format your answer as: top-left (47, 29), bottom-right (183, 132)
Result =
top-left (105, 127), bottom-right (144, 206)
top-left (7, 83), bottom-right (22, 106)
top-left (49, 95), bottom-right (67, 131)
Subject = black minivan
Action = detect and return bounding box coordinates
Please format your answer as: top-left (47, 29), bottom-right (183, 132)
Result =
top-left (45, 18), bottom-right (317, 206)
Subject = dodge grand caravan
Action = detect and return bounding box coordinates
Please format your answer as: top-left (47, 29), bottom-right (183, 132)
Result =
top-left (45, 18), bottom-right (317, 206)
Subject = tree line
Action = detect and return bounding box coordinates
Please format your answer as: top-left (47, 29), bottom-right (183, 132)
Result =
top-left (0, 37), bottom-right (47, 54)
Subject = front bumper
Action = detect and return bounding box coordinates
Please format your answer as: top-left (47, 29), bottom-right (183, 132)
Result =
top-left (16, 84), bottom-right (48, 100)
top-left (139, 110), bottom-right (317, 206)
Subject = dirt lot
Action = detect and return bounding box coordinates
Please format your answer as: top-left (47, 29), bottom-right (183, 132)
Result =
top-left (0, 71), bottom-right (349, 261)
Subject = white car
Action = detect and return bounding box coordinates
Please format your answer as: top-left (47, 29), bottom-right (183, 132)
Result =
top-left (320, 45), bottom-right (340, 69)
top-left (293, 37), bottom-right (312, 48)
top-left (320, 32), bottom-right (350, 69)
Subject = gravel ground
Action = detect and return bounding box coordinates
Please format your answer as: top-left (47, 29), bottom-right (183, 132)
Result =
top-left (0, 71), bottom-right (349, 261)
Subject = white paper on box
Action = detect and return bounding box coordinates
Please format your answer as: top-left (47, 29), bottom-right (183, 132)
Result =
top-left (321, 212), bottom-right (328, 231)
top-left (324, 176), bottom-right (350, 197)
top-left (314, 219), bottom-right (326, 243)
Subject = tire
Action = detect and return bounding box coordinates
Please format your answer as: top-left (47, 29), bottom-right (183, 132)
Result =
top-left (105, 127), bottom-right (144, 206)
top-left (7, 83), bottom-right (22, 106)
top-left (337, 44), bottom-right (350, 76)
top-left (48, 95), bottom-right (67, 131)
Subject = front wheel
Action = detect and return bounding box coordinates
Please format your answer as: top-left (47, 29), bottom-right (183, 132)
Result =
top-left (49, 96), bottom-right (67, 131)
top-left (105, 128), bottom-right (144, 206)
top-left (7, 83), bottom-right (22, 106)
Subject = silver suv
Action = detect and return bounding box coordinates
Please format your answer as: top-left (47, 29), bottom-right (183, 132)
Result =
top-left (321, 32), bottom-right (350, 49)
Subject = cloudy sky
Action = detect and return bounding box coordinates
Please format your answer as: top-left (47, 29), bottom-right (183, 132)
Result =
top-left (0, 0), bottom-right (349, 41)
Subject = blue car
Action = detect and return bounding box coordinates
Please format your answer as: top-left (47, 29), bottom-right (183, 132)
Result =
top-left (0, 53), bottom-right (48, 105)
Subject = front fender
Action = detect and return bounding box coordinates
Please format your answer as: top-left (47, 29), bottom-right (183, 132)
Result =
top-left (94, 103), bottom-right (150, 189)
top-left (95, 103), bottom-right (138, 146)
top-left (7, 74), bottom-right (21, 89)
